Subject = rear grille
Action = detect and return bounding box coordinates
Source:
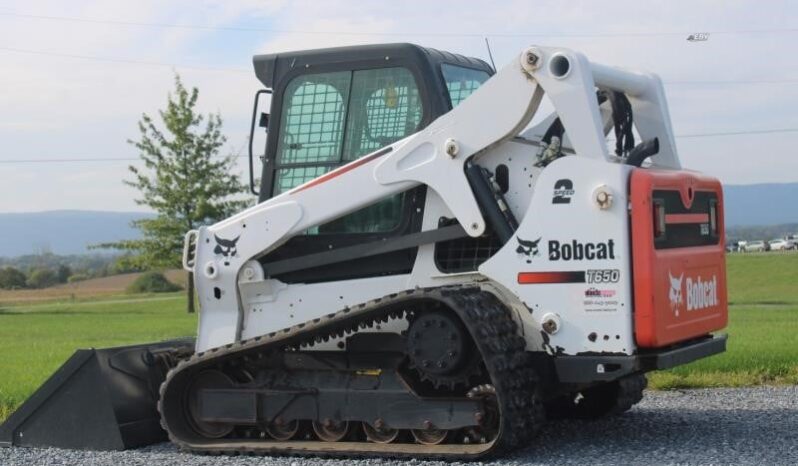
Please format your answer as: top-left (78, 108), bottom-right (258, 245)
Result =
top-left (653, 190), bottom-right (720, 249)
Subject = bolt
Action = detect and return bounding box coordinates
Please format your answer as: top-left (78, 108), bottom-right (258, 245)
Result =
top-left (526, 51), bottom-right (539, 66)
top-left (543, 319), bottom-right (558, 334)
top-left (437, 360), bottom-right (447, 369)
top-left (374, 418), bottom-right (385, 429)
top-left (470, 222), bottom-right (479, 230)
top-left (423, 420), bottom-right (433, 430)
top-left (444, 138), bottom-right (459, 158)
top-left (323, 418), bottom-right (333, 428)
top-left (595, 186), bottom-right (614, 210)
top-left (474, 411), bottom-right (484, 425)
top-left (448, 350), bottom-right (457, 358)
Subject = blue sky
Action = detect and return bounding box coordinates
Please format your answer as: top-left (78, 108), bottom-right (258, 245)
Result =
top-left (0, 0), bottom-right (796, 212)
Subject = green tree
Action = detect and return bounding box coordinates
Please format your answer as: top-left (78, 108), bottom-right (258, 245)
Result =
top-left (26, 268), bottom-right (58, 289)
top-left (99, 75), bottom-right (247, 312)
top-left (56, 264), bottom-right (72, 283)
top-left (0, 267), bottom-right (27, 289)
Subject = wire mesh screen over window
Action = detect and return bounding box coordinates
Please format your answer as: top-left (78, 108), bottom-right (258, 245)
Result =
top-left (273, 67), bottom-right (424, 233)
top-left (344, 68), bottom-right (422, 161)
top-left (275, 71), bottom-right (349, 179)
top-left (441, 64), bottom-right (491, 108)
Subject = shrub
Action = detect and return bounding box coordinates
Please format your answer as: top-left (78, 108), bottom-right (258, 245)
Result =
top-left (0, 267), bottom-right (27, 289)
top-left (127, 271), bottom-right (182, 293)
top-left (67, 273), bottom-right (91, 283)
top-left (56, 265), bottom-right (72, 283)
top-left (26, 268), bottom-right (59, 289)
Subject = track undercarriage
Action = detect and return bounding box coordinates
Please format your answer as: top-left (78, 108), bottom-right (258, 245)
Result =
top-left (158, 288), bottom-right (545, 459)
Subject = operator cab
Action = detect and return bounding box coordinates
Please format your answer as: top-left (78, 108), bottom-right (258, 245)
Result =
top-left (250, 43), bottom-right (493, 282)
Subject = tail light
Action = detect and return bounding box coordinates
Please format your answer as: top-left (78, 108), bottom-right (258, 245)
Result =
top-left (709, 199), bottom-right (718, 236)
top-left (653, 199), bottom-right (666, 238)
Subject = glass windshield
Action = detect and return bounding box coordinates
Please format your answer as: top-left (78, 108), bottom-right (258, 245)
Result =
top-left (441, 64), bottom-right (491, 108)
top-left (274, 67), bottom-right (424, 233)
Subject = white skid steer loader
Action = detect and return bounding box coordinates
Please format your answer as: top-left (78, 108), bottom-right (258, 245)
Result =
top-left (2, 43), bottom-right (728, 460)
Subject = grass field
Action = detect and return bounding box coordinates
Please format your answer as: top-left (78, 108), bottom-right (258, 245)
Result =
top-left (0, 269), bottom-right (186, 304)
top-left (0, 294), bottom-right (196, 421)
top-left (0, 253), bottom-right (796, 421)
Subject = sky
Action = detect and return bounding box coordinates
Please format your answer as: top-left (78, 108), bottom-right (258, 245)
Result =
top-left (0, 0), bottom-right (796, 213)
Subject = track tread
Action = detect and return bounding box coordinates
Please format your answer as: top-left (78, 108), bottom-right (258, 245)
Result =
top-left (158, 286), bottom-right (544, 460)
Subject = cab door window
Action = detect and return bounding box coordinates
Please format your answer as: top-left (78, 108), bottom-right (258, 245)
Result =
top-left (273, 67), bottom-right (424, 234)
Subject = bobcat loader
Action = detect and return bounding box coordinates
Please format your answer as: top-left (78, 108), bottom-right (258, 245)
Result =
top-left (1, 43), bottom-right (728, 459)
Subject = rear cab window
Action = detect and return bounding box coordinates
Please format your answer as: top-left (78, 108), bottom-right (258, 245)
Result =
top-left (441, 64), bottom-right (491, 108)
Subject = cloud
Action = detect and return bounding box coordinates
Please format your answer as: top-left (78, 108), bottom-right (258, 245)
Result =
top-left (0, 0), bottom-right (796, 212)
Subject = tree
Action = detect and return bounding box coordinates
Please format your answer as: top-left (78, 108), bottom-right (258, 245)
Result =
top-left (99, 75), bottom-right (248, 312)
top-left (0, 267), bottom-right (27, 290)
top-left (26, 268), bottom-right (58, 289)
top-left (56, 264), bottom-right (72, 283)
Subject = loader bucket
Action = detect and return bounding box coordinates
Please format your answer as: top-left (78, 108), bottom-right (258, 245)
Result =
top-left (0, 338), bottom-right (193, 451)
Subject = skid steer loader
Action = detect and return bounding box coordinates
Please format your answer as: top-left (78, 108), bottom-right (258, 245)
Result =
top-left (1, 43), bottom-right (728, 459)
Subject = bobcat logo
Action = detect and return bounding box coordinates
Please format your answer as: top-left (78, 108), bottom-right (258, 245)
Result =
top-left (214, 235), bottom-right (240, 266)
top-left (668, 270), bottom-right (684, 316)
top-left (516, 236), bottom-right (542, 263)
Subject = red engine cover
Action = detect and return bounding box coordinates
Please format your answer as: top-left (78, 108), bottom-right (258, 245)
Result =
top-left (630, 168), bottom-right (728, 348)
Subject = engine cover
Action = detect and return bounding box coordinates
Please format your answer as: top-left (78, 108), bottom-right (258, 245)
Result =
top-left (629, 168), bottom-right (728, 347)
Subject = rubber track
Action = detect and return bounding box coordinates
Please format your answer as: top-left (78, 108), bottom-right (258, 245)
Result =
top-left (158, 286), bottom-right (544, 460)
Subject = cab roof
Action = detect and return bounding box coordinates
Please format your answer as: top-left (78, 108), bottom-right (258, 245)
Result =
top-left (253, 42), bottom-right (493, 89)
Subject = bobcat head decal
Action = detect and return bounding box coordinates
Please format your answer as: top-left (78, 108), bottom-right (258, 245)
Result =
top-left (668, 270), bottom-right (684, 316)
top-left (516, 236), bottom-right (542, 263)
top-left (214, 234), bottom-right (240, 266)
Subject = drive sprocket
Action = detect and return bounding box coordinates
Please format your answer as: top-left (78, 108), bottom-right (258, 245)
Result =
top-left (406, 310), bottom-right (483, 389)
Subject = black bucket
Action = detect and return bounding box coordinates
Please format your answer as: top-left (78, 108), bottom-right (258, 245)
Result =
top-left (0, 338), bottom-right (193, 450)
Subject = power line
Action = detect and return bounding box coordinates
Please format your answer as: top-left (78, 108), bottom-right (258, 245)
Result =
top-left (0, 46), bottom-right (250, 73)
top-left (668, 79), bottom-right (798, 85)
top-left (2, 11), bottom-right (798, 38)
top-left (2, 46), bottom-right (798, 86)
top-left (2, 128), bottom-right (796, 165)
top-left (677, 128), bottom-right (798, 138)
top-left (0, 155), bottom-right (250, 164)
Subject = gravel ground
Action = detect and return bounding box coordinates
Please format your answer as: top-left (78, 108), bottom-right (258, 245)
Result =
top-left (2, 386), bottom-right (796, 466)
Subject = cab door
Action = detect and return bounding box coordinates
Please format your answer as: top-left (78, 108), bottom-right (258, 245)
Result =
top-left (260, 66), bottom-right (428, 283)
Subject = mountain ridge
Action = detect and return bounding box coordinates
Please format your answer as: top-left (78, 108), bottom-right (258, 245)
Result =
top-left (0, 183), bottom-right (796, 257)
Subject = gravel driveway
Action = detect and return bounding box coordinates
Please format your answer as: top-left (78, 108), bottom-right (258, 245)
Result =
top-left (2, 386), bottom-right (796, 466)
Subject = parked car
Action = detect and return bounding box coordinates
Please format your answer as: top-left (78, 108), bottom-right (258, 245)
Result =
top-left (743, 240), bottom-right (767, 252)
top-left (769, 238), bottom-right (790, 251)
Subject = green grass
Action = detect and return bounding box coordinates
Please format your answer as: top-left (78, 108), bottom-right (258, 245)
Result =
top-left (648, 304), bottom-right (798, 389)
top-left (726, 253), bottom-right (798, 305)
top-left (0, 254), bottom-right (796, 421)
top-left (0, 293), bottom-right (196, 421)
